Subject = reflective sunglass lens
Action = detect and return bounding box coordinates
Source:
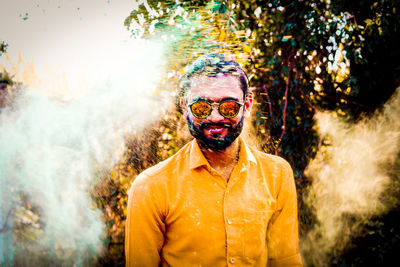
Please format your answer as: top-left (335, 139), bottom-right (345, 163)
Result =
top-left (191, 101), bottom-right (212, 118)
top-left (219, 101), bottom-right (240, 118)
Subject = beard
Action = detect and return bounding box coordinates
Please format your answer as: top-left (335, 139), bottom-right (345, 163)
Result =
top-left (186, 114), bottom-right (244, 152)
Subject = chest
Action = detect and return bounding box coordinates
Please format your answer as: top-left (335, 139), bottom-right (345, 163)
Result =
top-left (166, 166), bottom-right (277, 222)
top-left (163, 170), bottom-right (275, 266)
top-left (214, 164), bottom-right (235, 181)
top-left (162, 168), bottom-right (277, 259)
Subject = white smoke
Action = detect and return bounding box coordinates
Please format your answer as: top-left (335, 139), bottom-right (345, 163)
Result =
top-left (302, 88), bottom-right (400, 265)
top-left (0, 39), bottom-right (169, 264)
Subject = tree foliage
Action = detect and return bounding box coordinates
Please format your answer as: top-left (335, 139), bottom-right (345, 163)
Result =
top-left (0, 39), bottom-right (7, 57)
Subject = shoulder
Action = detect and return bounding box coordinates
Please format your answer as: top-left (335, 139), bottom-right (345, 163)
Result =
top-left (250, 147), bottom-right (293, 173)
top-left (130, 142), bottom-right (191, 192)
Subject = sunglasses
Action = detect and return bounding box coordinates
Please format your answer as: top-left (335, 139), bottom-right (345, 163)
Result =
top-left (188, 99), bottom-right (244, 119)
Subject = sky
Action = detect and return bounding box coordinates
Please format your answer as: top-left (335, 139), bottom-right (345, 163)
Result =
top-left (0, 0), bottom-right (142, 98)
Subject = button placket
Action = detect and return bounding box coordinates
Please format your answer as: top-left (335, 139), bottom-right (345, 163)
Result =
top-left (224, 186), bottom-right (232, 266)
top-left (224, 185), bottom-right (241, 266)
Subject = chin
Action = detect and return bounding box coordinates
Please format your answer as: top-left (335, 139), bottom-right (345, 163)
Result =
top-left (186, 114), bottom-right (243, 152)
top-left (204, 132), bottom-right (228, 140)
top-left (196, 134), bottom-right (239, 152)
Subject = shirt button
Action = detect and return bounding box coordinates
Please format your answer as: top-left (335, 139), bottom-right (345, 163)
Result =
top-left (230, 258), bottom-right (235, 263)
top-left (227, 219), bottom-right (232, 225)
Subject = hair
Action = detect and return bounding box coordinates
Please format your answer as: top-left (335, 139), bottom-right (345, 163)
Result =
top-left (178, 53), bottom-right (249, 103)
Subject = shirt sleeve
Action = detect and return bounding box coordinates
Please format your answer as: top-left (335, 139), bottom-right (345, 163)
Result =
top-left (125, 174), bottom-right (166, 267)
top-left (267, 160), bottom-right (303, 267)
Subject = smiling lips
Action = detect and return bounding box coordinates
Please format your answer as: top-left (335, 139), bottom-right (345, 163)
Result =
top-left (205, 124), bottom-right (231, 135)
top-left (200, 122), bottom-right (232, 136)
top-left (207, 127), bottom-right (225, 134)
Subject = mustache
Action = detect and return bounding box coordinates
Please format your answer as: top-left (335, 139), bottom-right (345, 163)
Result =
top-left (199, 122), bottom-right (233, 129)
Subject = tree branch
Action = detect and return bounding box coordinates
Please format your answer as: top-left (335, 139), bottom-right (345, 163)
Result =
top-left (263, 85), bottom-right (274, 118)
top-left (275, 51), bottom-right (295, 155)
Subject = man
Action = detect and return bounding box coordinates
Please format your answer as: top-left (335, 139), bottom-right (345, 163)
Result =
top-left (125, 53), bottom-right (302, 267)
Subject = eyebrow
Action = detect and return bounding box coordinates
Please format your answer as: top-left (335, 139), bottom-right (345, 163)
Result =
top-left (192, 97), bottom-right (241, 102)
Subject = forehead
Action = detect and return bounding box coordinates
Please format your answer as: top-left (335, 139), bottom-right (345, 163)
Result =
top-left (188, 75), bottom-right (242, 101)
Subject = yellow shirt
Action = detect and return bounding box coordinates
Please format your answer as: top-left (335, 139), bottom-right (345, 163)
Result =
top-left (125, 137), bottom-right (302, 267)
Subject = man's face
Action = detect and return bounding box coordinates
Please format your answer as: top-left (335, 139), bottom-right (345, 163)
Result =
top-left (184, 75), bottom-right (252, 151)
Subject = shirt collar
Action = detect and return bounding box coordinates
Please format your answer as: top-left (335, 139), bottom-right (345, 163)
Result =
top-left (189, 136), bottom-right (257, 170)
top-left (239, 137), bottom-right (257, 166)
top-left (189, 139), bottom-right (210, 170)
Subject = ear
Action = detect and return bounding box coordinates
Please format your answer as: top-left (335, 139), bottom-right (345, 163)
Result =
top-left (243, 92), bottom-right (253, 118)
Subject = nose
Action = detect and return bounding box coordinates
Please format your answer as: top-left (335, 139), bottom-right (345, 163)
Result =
top-left (207, 103), bottom-right (224, 122)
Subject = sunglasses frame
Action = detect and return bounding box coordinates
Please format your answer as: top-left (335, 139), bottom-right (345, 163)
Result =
top-left (188, 98), bottom-right (244, 119)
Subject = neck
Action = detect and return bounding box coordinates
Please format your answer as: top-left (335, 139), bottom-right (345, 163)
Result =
top-left (199, 138), bottom-right (240, 170)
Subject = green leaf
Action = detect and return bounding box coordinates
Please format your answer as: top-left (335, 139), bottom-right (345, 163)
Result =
top-left (155, 22), bottom-right (167, 29)
top-left (103, 237), bottom-right (111, 245)
top-left (282, 66), bottom-right (289, 75)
